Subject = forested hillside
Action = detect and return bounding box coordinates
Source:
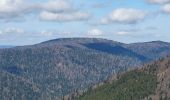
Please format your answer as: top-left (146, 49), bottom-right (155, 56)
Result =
top-left (75, 56), bottom-right (170, 100)
top-left (0, 38), bottom-right (170, 99)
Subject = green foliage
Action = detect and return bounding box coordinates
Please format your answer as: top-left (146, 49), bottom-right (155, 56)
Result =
top-left (76, 71), bottom-right (157, 100)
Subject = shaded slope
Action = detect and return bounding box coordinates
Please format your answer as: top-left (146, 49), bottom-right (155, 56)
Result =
top-left (83, 43), bottom-right (147, 61)
top-left (126, 41), bottom-right (170, 60)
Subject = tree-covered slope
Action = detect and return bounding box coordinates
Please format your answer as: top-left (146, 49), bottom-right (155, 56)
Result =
top-left (0, 71), bottom-right (47, 100)
top-left (75, 56), bottom-right (170, 100)
top-left (74, 70), bottom-right (157, 100)
top-left (0, 38), bottom-right (170, 99)
top-left (141, 57), bottom-right (170, 100)
top-left (0, 38), bottom-right (144, 99)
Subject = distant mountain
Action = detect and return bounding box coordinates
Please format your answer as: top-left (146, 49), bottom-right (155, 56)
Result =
top-left (74, 56), bottom-right (170, 100)
top-left (0, 45), bottom-right (15, 48)
top-left (125, 41), bottom-right (170, 60)
top-left (0, 38), bottom-right (170, 99)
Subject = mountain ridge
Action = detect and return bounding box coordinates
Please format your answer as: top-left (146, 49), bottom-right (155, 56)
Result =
top-left (1, 38), bottom-right (170, 100)
top-left (0, 45), bottom-right (15, 48)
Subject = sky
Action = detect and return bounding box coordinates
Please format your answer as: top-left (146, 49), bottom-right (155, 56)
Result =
top-left (0, 0), bottom-right (170, 45)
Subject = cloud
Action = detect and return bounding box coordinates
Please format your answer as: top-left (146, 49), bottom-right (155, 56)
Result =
top-left (91, 3), bottom-right (110, 9)
top-left (3, 27), bottom-right (24, 34)
top-left (0, 0), bottom-right (90, 22)
top-left (101, 8), bottom-right (146, 24)
top-left (87, 29), bottom-right (103, 36)
top-left (0, 0), bottom-right (32, 20)
top-left (39, 0), bottom-right (73, 13)
top-left (146, 0), bottom-right (170, 15)
top-left (39, 0), bottom-right (91, 22)
top-left (0, 30), bottom-right (2, 35)
top-left (116, 31), bottom-right (131, 35)
top-left (146, 0), bottom-right (170, 4)
top-left (162, 4), bottom-right (170, 13)
top-left (40, 30), bottom-right (53, 36)
top-left (0, 27), bottom-right (24, 37)
top-left (39, 11), bottom-right (90, 22)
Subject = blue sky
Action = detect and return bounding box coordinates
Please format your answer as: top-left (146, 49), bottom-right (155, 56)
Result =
top-left (0, 0), bottom-right (170, 45)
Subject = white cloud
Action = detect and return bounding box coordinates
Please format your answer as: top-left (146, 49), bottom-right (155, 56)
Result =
top-left (146, 0), bottom-right (170, 4)
top-left (40, 0), bottom-right (72, 13)
top-left (4, 27), bottom-right (24, 34)
top-left (39, 11), bottom-right (90, 22)
top-left (40, 30), bottom-right (53, 36)
top-left (101, 8), bottom-right (146, 24)
top-left (0, 27), bottom-right (24, 35)
top-left (0, 0), bottom-right (32, 20)
top-left (39, 0), bottom-right (91, 22)
top-left (87, 29), bottom-right (103, 36)
top-left (116, 31), bottom-right (131, 35)
top-left (0, 30), bottom-right (2, 35)
top-left (0, 0), bottom-right (90, 22)
top-left (0, 0), bottom-right (24, 12)
top-left (162, 4), bottom-right (170, 13)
